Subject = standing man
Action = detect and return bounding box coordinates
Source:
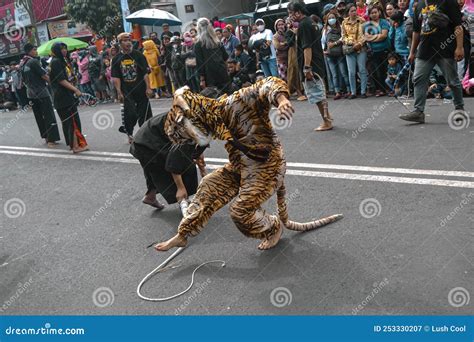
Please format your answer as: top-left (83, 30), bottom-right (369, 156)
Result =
top-left (20, 43), bottom-right (60, 146)
top-left (160, 23), bottom-right (173, 41)
top-left (399, 0), bottom-right (465, 123)
top-left (112, 32), bottom-right (153, 143)
top-left (288, 1), bottom-right (334, 131)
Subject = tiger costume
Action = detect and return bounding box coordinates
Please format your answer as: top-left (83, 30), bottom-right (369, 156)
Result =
top-left (157, 77), bottom-right (342, 251)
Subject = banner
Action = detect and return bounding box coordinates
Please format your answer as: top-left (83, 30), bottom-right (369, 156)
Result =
top-left (47, 20), bottom-right (92, 38)
top-left (0, 3), bottom-right (15, 35)
top-left (120, 0), bottom-right (132, 33)
top-left (0, 316), bottom-right (472, 341)
top-left (14, 3), bottom-right (31, 27)
top-left (36, 23), bottom-right (49, 45)
top-left (0, 28), bottom-right (32, 57)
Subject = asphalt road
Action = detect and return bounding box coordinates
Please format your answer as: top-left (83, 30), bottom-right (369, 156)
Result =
top-left (0, 94), bottom-right (472, 315)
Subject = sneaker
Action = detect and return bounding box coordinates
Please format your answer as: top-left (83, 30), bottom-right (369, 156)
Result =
top-left (360, 94), bottom-right (367, 99)
top-left (399, 110), bottom-right (425, 123)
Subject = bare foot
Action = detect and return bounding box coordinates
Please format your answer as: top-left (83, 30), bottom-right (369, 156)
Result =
top-left (155, 234), bottom-right (187, 251)
top-left (314, 121), bottom-right (333, 131)
top-left (142, 196), bottom-right (165, 210)
top-left (72, 145), bottom-right (89, 153)
top-left (258, 219), bottom-right (283, 250)
top-left (47, 142), bottom-right (58, 148)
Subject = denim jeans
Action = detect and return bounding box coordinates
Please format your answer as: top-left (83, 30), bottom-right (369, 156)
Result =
top-left (413, 58), bottom-right (464, 112)
top-left (345, 50), bottom-right (368, 95)
top-left (260, 58), bottom-right (279, 77)
top-left (327, 55), bottom-right (349, 93)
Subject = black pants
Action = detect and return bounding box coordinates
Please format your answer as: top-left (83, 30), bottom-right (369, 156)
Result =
top-left (130, 143), bottom-right (199, 204)
top-left (56, 104), bottom-right (86, 148)
top-left (369, 50), bottom-right (389, 92)
top-left (31, 96), bottom-right (60, 142)
top-left (123, 90), bottom-right (152, 136)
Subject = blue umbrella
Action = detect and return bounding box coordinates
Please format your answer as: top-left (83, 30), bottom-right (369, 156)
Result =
top-left (126, 8), bottom-right (182, 26)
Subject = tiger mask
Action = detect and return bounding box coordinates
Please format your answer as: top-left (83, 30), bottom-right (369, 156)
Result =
top-left (164, 86), bottom-right (227, 147)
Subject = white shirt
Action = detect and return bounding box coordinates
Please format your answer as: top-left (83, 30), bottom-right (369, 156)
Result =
top-left (252, 28), bottom-right (276, 59)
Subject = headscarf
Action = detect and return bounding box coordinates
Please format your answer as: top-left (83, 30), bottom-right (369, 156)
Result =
top-left (51, 42), bottom-right (67, 66)
top-left (274, 18), bottom-right (286, 33)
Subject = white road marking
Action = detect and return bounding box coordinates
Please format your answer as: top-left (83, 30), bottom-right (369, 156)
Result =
top-left (2, 147), bottom-right (474, 189)
top-left (2, 145), bottom-right (473, 179)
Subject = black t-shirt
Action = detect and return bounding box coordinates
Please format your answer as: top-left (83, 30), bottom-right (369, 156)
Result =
top-left (49, 57), bottom-right (77, 109)
top-left (22, 58), bottom-right (49, 99)
top-left (413, 0), bottom-right (462, 59)
top-left (296, 16), bottom-right (326, 78)
top-left (111, 50), bottom-right (148, 94)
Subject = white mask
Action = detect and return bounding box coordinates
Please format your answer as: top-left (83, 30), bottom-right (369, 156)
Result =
top-left (328, 18), bottom-right (337, 26)
top-left (257, 25), bottom-right (265, 32)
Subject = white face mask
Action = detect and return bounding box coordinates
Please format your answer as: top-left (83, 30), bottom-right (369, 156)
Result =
top-left (257, 25), bottom-right (265, 32)
top-left (328, 18), bottom-right (337, 26)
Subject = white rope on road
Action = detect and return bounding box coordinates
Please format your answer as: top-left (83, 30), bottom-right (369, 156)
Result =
top-left (136, 200), bottom-right (226, 302)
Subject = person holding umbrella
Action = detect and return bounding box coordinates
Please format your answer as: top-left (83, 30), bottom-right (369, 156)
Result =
top-left (111, 32), bottom-right (153, 143)
top-left (48, 42), bottom-right (89, 153)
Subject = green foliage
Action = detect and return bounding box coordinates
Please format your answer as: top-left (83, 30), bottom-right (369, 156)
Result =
top-left (65, 0), bottom-right (150, 36)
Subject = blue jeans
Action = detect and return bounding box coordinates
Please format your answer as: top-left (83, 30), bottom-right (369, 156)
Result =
top-left (345, 50), bottom-right (368, 95)
top-left (260, 58), bottom-right (279, 77)
top-left (327, 55), bottom-right (349, 93)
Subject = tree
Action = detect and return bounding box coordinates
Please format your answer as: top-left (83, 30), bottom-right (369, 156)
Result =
top-left (65, 0), bottom-right (150, 37)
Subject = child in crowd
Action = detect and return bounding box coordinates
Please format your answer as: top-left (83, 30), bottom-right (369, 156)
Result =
top-left (427, 66), bottom-right (453, 100)
top-left (385, 53), bottom-right (402, 96)
top-left (356, 0), bottom-right (368, 19)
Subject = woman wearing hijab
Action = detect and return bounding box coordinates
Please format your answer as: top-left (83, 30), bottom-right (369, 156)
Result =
top-left (273, 18), bottom-right (290, 80)
top-left (49, 42), bottom-right (89, 153)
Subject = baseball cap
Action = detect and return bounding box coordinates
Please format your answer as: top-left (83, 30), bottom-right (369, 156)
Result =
top-left (323, 3), bottom-right (335, 14)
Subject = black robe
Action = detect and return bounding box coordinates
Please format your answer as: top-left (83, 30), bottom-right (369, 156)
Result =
top-left (130, 112), bottom-right (206, 204)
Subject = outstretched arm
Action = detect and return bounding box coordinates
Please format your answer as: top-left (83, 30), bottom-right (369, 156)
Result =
top-left (255, 77), bottom-right (294, 120)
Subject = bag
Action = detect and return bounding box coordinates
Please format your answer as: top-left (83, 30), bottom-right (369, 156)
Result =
top-left (185, 57), bottom-right (196, 67)
top-left (405, 16), bottom-right (414, 40)
top-left (343, 44), bottom-right (355, 55)
top-left (424, 0), bottom-right (451, 28)
top-left (326, 29), bottom-right (343, 57)
top-left (342, 19), bottom-right (360, 55)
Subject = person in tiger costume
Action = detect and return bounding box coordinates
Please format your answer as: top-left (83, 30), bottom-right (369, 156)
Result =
top-left (155, 77), bottom-right (342, 251)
